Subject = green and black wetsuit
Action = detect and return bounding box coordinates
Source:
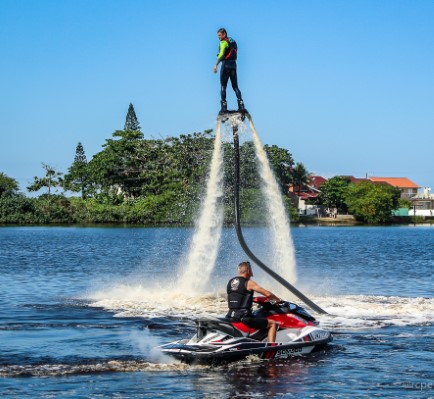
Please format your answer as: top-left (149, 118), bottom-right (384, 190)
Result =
top-left (217, 37), bottom-right (243, 103)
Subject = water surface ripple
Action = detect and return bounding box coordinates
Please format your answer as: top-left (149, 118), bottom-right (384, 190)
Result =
top-left (0, 226), bottom-right (433, 398)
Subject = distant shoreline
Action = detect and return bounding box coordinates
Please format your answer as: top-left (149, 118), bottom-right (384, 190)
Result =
top-left (298, 215), bottom-right (434, 226)
top-left (1, 218), bottom-right (433, 228)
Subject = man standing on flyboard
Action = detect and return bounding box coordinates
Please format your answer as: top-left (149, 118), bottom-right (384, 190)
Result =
top-left (213, 28), bottom-right (246, 115)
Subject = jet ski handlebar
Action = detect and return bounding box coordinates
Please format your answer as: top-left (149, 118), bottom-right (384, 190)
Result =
top-left (253, 296), bottom-right (284, 305)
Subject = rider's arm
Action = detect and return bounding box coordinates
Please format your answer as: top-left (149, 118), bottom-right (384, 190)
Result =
top-left (216, 40), bottom-right (229, 65)
top-left (247, 280), bottom-right (280, 302)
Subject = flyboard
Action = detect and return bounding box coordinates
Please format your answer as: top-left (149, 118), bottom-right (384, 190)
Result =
top-left (218, 109), bottom-right (327, 315)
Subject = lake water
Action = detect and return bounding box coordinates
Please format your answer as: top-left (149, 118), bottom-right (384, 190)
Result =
top-left (0, 225), bottom-right (433, 398)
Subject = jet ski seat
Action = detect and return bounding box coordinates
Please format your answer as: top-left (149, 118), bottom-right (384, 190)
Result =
top-left (195, 318), bottom-right (244, 338)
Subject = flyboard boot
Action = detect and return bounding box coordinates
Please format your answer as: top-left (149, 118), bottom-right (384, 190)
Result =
top-left (217, 100), bottom-right (249, 122)
top-left (237, 99), bottom-right (245, 111)
top-left (219, 100), bottom-right (227, 114)
top-left (237, 99), bottom-right (248, 120)
top-left (218, 100), bottom-right (229, 121)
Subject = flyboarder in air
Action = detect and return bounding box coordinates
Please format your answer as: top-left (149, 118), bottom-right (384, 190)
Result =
top-left (213, 28), bottom-right (246, 115)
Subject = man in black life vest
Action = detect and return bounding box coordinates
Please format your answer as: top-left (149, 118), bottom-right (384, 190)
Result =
top-left (226, 261), bottom-right (280, 343)
top-left (213, 27), bottom-right (246, 114)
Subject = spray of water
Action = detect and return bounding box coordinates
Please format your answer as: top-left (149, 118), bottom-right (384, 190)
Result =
top-left (249, 119), bottom-right (297, 286)
top-left (178, 122), bottom-right (224, 294)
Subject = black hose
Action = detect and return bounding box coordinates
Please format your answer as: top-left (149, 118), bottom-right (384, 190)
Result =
top-left (232, 121), bottom-right (328, 315)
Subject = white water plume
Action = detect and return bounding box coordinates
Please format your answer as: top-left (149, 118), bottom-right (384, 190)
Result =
top-left (178, 123), bottom-right (224, 294)
top-left (249, 119), bottom-right (297, 287)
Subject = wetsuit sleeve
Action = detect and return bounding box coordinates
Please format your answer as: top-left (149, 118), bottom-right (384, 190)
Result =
top-left (216, 40), bottom-right (229, 64)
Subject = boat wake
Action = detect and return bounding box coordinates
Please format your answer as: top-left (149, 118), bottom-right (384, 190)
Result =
top-left (0, 360), bottom-right (196, 377)
top-left (86, 285), bottom-right (434, 330)
top-left (317, 294), bottom-right (434, 330)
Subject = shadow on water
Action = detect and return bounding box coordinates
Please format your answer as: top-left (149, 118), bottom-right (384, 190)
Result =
top-left (185, 349), bottom-right (336, 399)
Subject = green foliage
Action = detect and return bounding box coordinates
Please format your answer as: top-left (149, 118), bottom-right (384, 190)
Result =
top-left (86, 130), bottom-right (214, 201)
top-left (398, 198), bottom-right (411, 209)
top-left (70, 197), bottom-right (124, 223)
top-left (0, 195), bottom-right (36, 223)
top-left (316, 176), bottom-right (351, 212)
top-left (292, 162), bottom-right (310, 194)
top-left (0, 194), bottom-right (74, 224)
top-left (27, 163), bottom-right (63, 194)
top-left (166, 132), bottom-right (214, 186)
top-left (411, 216), bottom-right (426, 224)
top-left (63, 142), bottom-right (90, 198)
top-left (87, 130), bottom-right (150, 198)
top-left (33, 194), bottom-right (73, 223)
top-left (223, 188), bottom-right (298, 225)
top-left (66, 190), bottom-right (199, 225)
top-left (344, 181), bottom-right (401, 224)
top-left (282, 196), bottom-right (300, 222)
top-left (222, 141), bottom-right (295, 224)
top-left (0, 172), bottom-right (20, 198)
top-left (123, 192), bottom-right (178, 224)
top-left (2, 129), bottom-right (297, 225)
top-left (124, 103), bottom-right (141, 132)
top-left (224, 141), bottom-right (260, 192)
top-left (264, 145), bottom-right (294, 193)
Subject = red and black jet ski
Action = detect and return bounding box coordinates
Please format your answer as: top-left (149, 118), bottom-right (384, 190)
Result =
top-left (160, 297), bottom-right (332, 363)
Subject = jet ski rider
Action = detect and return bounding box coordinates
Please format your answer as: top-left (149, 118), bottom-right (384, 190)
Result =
top-left (226, 261), bottom-right (280, 343)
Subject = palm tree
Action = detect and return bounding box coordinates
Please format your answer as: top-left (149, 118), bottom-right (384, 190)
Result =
top-left (292, 162), bottom-right (311, 196)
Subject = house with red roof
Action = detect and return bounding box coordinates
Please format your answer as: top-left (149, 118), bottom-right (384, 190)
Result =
top-left (368, 177), bottom-right (420, 199)
top-left (288, 175), bottom-right (327, 216)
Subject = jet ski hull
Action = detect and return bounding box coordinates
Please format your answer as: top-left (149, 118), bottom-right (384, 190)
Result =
top-left (160, 299), bottom-right (332, 364)
top-left (161, 334), bottom-right (332, 363)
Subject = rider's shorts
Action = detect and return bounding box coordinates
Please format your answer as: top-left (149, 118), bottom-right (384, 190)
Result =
top-left (240, 316), bottom-right (268, 330)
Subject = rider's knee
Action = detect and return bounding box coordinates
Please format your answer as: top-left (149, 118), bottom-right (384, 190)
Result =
top-left (268, 320), bottom-right (277, 329)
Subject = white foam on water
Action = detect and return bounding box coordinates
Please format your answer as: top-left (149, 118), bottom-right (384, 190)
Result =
top-left (249, 118), bottom-right (297, 291)
top-left (87, 284), bottom-right (434, 331)
top-left (0, 360), bottom-right (203, 377)
top-left (315, 294), bottom-right (434, 330)
top-left (87, 283), bottom-right (227, 319)
top-left (177, 123), bottom-right (224, 294)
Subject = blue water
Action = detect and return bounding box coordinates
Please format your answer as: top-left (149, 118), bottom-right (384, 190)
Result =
top-left (0, 226), bottom-right (433, 398)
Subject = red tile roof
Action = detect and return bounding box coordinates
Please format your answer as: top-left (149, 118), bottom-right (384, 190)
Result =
top-left (309, 175), bottom-right (327, 189)
top-left (298, 192), bottom-right (320, 200)
top-left (369, 177), bottom-right (420, 188)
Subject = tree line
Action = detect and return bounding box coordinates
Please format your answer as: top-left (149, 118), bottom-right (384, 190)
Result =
top-left (0, 104), bottom-right (407, 225)
top-left (0, 104), bottom-right (299, 225)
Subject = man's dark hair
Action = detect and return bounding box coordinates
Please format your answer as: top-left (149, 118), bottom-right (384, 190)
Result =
top-left (217, 28), bottom-right (227, 35)
top-left (238, 261), bottom-right (252, 275)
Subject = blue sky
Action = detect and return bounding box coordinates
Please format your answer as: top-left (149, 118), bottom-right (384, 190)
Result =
top-left (1, 0), bottom-right (433, 192)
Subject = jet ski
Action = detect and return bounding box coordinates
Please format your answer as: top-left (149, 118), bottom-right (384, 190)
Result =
top-left (160, 296), bottom-right (332, 364)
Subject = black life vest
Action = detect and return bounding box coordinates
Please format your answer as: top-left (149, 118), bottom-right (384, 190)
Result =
top-left (227, 276), bottom-right (253, 311)
top-left (223, 37), bottom-right (238, 61)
